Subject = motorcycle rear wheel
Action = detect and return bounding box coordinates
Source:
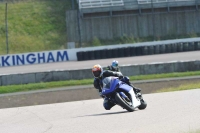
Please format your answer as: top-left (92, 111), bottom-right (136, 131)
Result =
top-left (137, 93), bottom-right (147, 110)
top-left (138, 99), bottom-right (147, 110)
top-left (115, 92), bottom-right (135, 112)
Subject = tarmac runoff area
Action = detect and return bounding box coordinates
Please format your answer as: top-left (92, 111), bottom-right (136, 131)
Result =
top-left (0, 89), bottom-right (199, 133)
top-left (0, 76), bottom-right (200, 109)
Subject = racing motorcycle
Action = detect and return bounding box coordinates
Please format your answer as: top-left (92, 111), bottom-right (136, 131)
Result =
top-left (101, 76), bottom-right (147, 112)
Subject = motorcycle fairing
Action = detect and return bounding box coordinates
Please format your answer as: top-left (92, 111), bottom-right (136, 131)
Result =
top-left (101, 77), bottom-right (141, 108)
top-left (102, 77), bottom-right (120, 95)
top-left (118, 83), bottom-right (132, 92)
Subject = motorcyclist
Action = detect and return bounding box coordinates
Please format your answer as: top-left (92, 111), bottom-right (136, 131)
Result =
top-left (92, 64), bottom-right (123, 110)
top-left (105, 60), bottom-right (121, 72)
top-left (106, 60), bottom-right (141, 93)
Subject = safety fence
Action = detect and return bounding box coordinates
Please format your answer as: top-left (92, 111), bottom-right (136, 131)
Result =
top-left (79, 0), bottom-right (124, 9)
top-left (78, 0), bottom-right (199, 12)
top-left (76, 41), bottom-right (200, 61)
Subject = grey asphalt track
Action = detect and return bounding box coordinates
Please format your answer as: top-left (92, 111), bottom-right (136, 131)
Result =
top-left (0, 51), bottom-right (200, 75)
top-left (0, 89), bottom-right (199, 133)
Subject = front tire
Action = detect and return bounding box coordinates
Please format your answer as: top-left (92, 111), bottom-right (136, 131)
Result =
top-left (115, 92), bottom-right (135, 112)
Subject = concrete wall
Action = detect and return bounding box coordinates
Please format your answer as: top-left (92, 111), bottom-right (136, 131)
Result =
top-left (66, 10), bottom-right (200, 42)
top-left (0, 60), bottom-right (200, 86)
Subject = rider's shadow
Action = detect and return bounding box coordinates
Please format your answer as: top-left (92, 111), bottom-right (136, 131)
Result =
top-left (74, 111), bottom-right (131, 118)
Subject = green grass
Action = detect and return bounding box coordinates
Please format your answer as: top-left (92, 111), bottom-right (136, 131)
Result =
top-left (128, 71), bottom-right (200, 81)
top-left (187, 129), bottom-right (200, 133)
top-left (1, 70), bottom-right (200, 94)
top-left (156, 83), bottom-right (200, 93)
top-left (86, 33), bottom-right (200, 48)
top-left (0, 0), bottom-right (71, 55)
top-left (0, 79), bottom-right (93, 94)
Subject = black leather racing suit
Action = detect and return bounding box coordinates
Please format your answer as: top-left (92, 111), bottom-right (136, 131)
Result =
top-left (105, 65), bottom-right (121, 72)
top-left (93, 70), bottom-right (123, 95)
top-left (94, 67), bottom-right (141, 97)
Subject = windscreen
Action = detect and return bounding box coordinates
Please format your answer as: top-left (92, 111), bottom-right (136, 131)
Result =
top-left (102, 77), bottom-right (112, 89)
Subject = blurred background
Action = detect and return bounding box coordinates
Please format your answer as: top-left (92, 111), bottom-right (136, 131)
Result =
top-left (0, 0), bottom-right (200, 55)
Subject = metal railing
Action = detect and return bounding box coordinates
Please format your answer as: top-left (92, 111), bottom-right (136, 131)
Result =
top-left (138, 0), bottom-right (167, 4)
top-left (79, 0), bottom-right (124, 9)
top-left (137, 0), bottom-right (196, 4)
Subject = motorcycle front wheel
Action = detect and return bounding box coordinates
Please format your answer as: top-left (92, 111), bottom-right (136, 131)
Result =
top-left (115, 92), bottom-right (135, 112)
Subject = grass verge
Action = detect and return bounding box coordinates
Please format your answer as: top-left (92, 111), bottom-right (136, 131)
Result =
top-left (156, 83), bottom-right (200, 93)
top-left (0, 0), bottom-right (71, 55)
top-left (1, 71), bottom-right (200, 94)
top-left (188, 129), bottom-right (200, 133)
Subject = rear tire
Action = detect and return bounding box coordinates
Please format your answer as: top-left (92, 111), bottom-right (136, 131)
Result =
top-left (115, 92), bottom-right (135, 112)
top-left (138, 99), bottom-right (147, 110)
top-left (136, 92), bottom-right (147, 110)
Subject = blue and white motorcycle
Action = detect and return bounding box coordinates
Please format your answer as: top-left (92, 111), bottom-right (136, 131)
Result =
top-left (101, 76), bottom-right (147, 112)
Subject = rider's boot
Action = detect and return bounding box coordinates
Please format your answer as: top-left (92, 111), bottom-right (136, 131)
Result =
top-left (103, 98), bottom-right (116, 110)
top-left (130, 84), bottom-right (141, 93)
top-left (122, 77), bottom-right (141, 93)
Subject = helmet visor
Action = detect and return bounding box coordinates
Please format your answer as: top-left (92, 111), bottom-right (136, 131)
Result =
top-left (112, 62), bottom-right (118, 68)
top-left (93, 71), bottom-right (101, 77)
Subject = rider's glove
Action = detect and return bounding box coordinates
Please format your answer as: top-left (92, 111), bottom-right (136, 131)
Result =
top-left (99, 92), bottom-right (104, 98)
top-left (119, 75), bottom-right (124, 79)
